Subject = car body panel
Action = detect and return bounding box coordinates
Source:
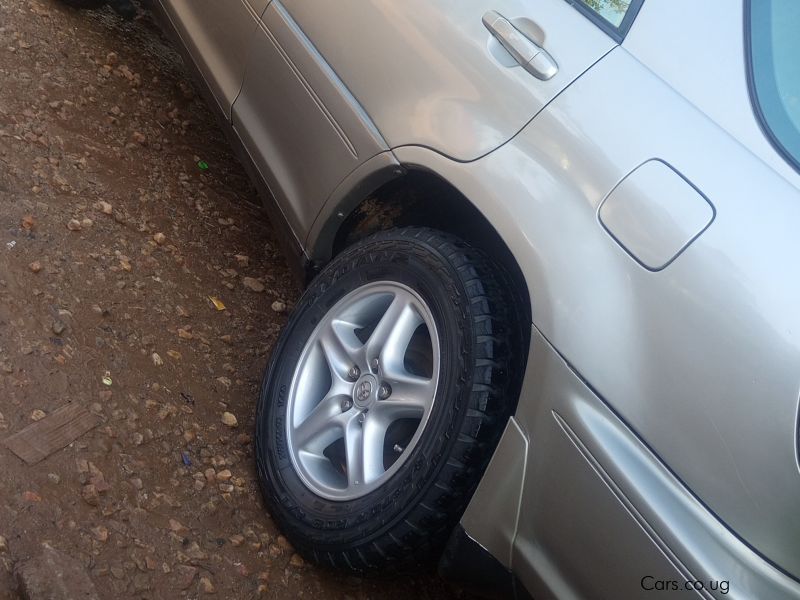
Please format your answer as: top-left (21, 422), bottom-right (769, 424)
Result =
top-left (276, 0), bottom-right (616, 161)
top-left (231, 2), bottom-right (390, 240)
top-left (480, 326), bottom-right (800, 599)
top-left (624, 0), bottom-right (800, 187)
top-left (394, 42), bottom-right (800, 579)
top-left (158, 0), bottom-right (268, 116)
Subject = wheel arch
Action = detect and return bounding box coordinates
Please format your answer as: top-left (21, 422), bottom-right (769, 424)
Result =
top-left (308, 163), bottom-right (532, 327)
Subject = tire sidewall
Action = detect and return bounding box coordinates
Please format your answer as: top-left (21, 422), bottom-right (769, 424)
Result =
top-left (256, 238), bottom-right (474, 549)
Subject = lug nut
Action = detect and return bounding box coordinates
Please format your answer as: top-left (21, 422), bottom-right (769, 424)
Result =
top-left (378, 383), bottom-right (392, 399)
top-left (341, 399), bottom-right (353, 412)
top-left (347, 366), bottom-right (360, 381)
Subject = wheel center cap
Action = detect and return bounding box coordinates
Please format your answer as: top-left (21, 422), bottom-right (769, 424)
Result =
top-left (353, 374), bottom-right (378, 409)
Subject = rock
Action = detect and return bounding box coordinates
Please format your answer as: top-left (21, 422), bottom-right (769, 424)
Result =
top-left (96, 201), bottom-right (113, 215)
top-left (151, 353), bottom-right (163, 366)
top-left (242, 277), bottom-right (264, 293)
top-left (174, 565), bottom-right (198, 590)
top-left (289, 553), bottom-right (305, 568)
top-left (177, 328), bottom-right (193, 340)
top-left (234, 254), bottom-right (249, 267)
top-left (52, 320), bottom-right (66, 335)
top-left (91, 525), bottom-right (109, 543)
top-left (31, 409), bottom-right (46, 421)
top-left (131, 432), bottom-right (144, 446)
top-left (271, 300), bottom-right (287, 313)
top-left (132, 131), bottom-right (146, 145)
top-left (228, 534), bottom-right (244, 547)
top-left (215, 469), bottom-right (232, 482)
top-left (29, 261), bottom-right (42, 273)
top-left (81, 217), bottom-right (94, 229)
top-left (15, 545), bottom-right (100, 600)
top-left (81, 484), bottom-right (100, 506)
top-left (185, 542), bottom-right (207, 560)
top-left (153, 232), bottom-right (166, 245)
top-left (22, 491), bottom-right (41, 502)
top-left (66, 219), bottom-right (81, 231)
top-left (221, 412), bottom-right (238, 428)
top-left (47, 473), bottom-right (61, 485)
top-left (199, 577), bottom-right (215, 594)
top-left (0, 536), bottom-right (7, 553)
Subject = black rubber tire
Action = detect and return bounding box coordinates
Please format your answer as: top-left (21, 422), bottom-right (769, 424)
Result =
top-left (255, 227), bottom-right (523, 574)
top-left (58, 0), bottom-right (107, 8)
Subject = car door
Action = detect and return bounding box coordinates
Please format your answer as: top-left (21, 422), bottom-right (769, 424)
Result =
top-left (158, 0), bottom-right (270, 116)
top-left (275, 0), bottom-right (624, 162)
top-left (231, 0), bottom-right (622, 253)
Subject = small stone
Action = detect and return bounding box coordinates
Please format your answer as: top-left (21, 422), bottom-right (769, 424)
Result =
top-left (0, 536), bottom-right (7, 553)
top-left (215, 469), bottom-right (232, 482)
top-left (177, 328), bottom-right (193, 340)
top-left (47, 473), bottom-right (61, 484)
top-left (81, 217), bottom-right (94, 229)
top-left (228, 534), bottom-right (244, 547)
top-left (289, 553), bottom-right (305, 568)
top-left (174, 565), bottom-right (198, 590)
top-left (97, 201), bottom-right (113, 215)
top-left (82, 484), bottom-right (100, 506)
top-left (153, 232), bottom-right (166, 245)
top-left (67, 218), bottom-right (82, 231)
top-left (221, 412), bottom-right (238, 428)
top-left (52, 320), bottom-right (66, 335)
top-left (31, 409), bottom-right (46, 421)
top-left (271, 300), bottom-right (287, 313)
top-left (131, 432), bottom-right (144, 446)
top-left (132, 131), bottom-right (146, 145)
top-left (22, 490), bottom-right (41, 502)
top-left (151, 353), bottom-right (163, 366)
top-left (168, 519), bottom-right (188, 534)
top-left (204, 468), bottom-right (216, 483)
top-left (185, 542), bottom-right (207, 560)
top-left (234, 254), bottom-right (249, 267)
top-left (242, 277), bottom-right (264, 293)
top-left (199, 577), bottom-right (215, 594)
top-left (91, 525), bottom-right (109, 542)
top-left (29, 261), bottom-right (42, 273)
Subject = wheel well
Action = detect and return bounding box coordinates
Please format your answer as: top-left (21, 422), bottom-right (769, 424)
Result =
top-left (331, 169), bottom-right (532, 326)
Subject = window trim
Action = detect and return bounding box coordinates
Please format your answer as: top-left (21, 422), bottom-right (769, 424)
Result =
top-left (564, 0), bottom-right (645, 43)
top-left (744, 0), bottom-right (800, 174)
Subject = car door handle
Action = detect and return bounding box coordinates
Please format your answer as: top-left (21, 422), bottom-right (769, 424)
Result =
top-left (482, 10), bottom-right (558, 81)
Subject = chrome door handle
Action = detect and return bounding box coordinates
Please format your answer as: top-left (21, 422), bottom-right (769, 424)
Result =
top-left (482, 10), bottom-right (558, 81)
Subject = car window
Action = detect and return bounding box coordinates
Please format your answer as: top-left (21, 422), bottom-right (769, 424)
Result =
top-left (579, 0), bottom-right (633, 28)
top-left (748, 0), bottom-right (800, 170)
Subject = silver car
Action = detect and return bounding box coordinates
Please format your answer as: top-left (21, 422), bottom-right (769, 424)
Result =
top-left (63, 0), bottom-right (800, 597)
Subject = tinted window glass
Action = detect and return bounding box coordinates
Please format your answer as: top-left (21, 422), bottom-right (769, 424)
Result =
top-left (749, 0), bottom-right (800, 167)
top-left (580, 0), bottom-right (633, 27)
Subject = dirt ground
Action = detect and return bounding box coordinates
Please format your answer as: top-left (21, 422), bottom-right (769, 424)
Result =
top-left (0, 1), bottom-right (467, 598)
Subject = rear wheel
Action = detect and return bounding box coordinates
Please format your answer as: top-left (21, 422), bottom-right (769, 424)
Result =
top-left (255, 227), bottom-right (523, 573)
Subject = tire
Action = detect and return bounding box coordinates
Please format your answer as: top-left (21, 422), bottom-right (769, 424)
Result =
top-left (58, 0), bottom-right (107, 8)
top-left (255, 227), bottom-right (523, 574)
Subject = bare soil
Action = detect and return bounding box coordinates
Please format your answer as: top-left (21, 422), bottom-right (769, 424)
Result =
top-left (0, 1), bottom-right (465, 598)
